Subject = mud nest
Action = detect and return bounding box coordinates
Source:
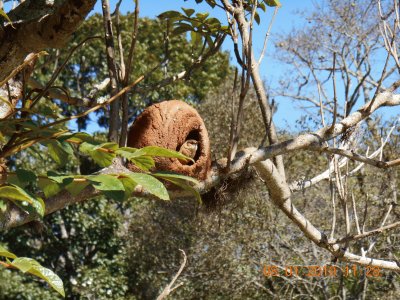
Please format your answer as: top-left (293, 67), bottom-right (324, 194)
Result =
top-left (127, 100), bottom-right (211, 180)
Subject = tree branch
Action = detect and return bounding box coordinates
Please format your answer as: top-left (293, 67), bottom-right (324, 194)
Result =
top-left (0, 0), bottom-right (97, 82)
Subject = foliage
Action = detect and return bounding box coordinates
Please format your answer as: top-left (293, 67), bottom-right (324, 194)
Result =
top-left (1, 0), bottom-right (400, 298)
top-left (34, 14), bottom-right (231, 130)
top-left (0, 245), bottom-right (64, 297)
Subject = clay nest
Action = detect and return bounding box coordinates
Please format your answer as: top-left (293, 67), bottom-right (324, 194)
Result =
top-left (127, 100), bottom-right (211, 181)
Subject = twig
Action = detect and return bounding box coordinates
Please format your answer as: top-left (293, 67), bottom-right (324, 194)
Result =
top-left (330, 52), bottom-right (338, 131)
top-left (101, 0), bottom-right (121, 143)
top-left (258, 6), bottom-right (279, 65)
top-left (156, 249), bottom-right (187, 300)
top-left (316, 146), bottom-right (397, 169)
top-left (120, 0), bottom-right (139, 147)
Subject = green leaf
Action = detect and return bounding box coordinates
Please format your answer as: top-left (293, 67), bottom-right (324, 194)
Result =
top-left (119, 177), bottom-right (137, 200)
top-left (62, 132), bottom-right (96, 144)
top-left (79, 142), bottom-right (116, 167)
top-left (265, 0), bottom-right (281, 7)
top-left (38, 178), bottom-right (62, 198)
top-left (130, 156), bottom-right (155, 171)
top-left (115, 147), bottom-right (139, 160)
top-left (87, 174), bottom-right (124, 191)
top-left (0, 8), bottom-right (13, 25)
top-left (11, 258), bottom-right (65, 297)
top-left (29, 197), bottom-right (45, 217)
top-left (127, 173), bottom-right (169, 200)
top-left (162, 177), bottom-right (202, 204)
top-left (94, 142), bottom-right (118, 152)
top-left (64, 180), bottom-right (90, 196)
top-left (182, 8), bottom-right (195, 17)
top-left (47, 173), bottom-right (74, 186)
top-left (205, 0), bottom-right (216, 8)
top-left (87, 174), bottom-right (125, 201)
top-left (172, 23), bottom-right (194, 35)
top-left (158, 10), bottom-right (183, 20)
top-left (152, 171), bottom-right (199, 184)
top-left (153, 172), bottom-right (201, 203)
top-left (45, 140), bottom-right (73, 166)
top-left (6, 174), bottom-right (25, 188)
top-left (254, 12), bottom-right (260, 25)
top-left (16, 169), bottom-right (37, 184)
top-left (0, 185), bottom-right (44, 216)
top-left (191, 31), bottom-right (202, 46)
top-left (117, 146), bottom-right (191, 170)
top-left (196, 12), bottom-right (209, 21)
top-left (0, 185), bottom-right (36, 204)
top-left (0, 200), bottom-right (6, 213)
top-left (133, 146), bottom-right (193, 162)
top-left (0, 245), bottom-right (17, 259)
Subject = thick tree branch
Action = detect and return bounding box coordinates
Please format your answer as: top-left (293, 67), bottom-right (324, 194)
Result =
top-left (2, 88), bottom-right (399, 230)
top-left (0, 0), bottom-right (97, 82)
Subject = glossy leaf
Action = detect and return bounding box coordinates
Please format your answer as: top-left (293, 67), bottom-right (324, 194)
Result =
top-left (0, 185), bottom-right (45, 217)
top-left (65, 180), bottom-right (90, 196)
top-left (46, 140), bottom-right (73, 166)
top-left (38, 178), bottom-right (62, 198)
top-left (182, 8), bottom-right (195, 17)
top-left (265, 0), bottom-right (281, 7)
top-left (16, 169), bottom-right (37, 184)
top-left (133, 146), bottom-right (193, 162)
top-left (87, 174), bottom-right (125, 191)
top-left (162, 177), bottom-right (202, 204)
top-left (153, 172), bottom-right (201, 203)
top-left (152, 171), bottom-right (199, 184)
top-left (79, 142), bottom-right (116, 167)
top-left (11, 258), bottom-right (65, 297)
top-left (87, 174), bottom-right (125, 201)
top-left (0, 245), bottom-right (17, 259)
top-left (127, 173), bottom-right (169, 200)
top-left (0, 185), bottom-right (36, 204)
top-left (130, 156), bottom-right (155, 171)
top-left (0, 8), bottom-right (12, 24)
top-left (119, 177), bottom-right (137, 200)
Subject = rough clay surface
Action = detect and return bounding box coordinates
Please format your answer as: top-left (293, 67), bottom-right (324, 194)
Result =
top-left (127, 100), bottom-right (211, 180)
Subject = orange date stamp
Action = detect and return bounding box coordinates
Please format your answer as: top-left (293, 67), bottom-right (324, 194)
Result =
top-left (263, 264), bottom-right (382, 278)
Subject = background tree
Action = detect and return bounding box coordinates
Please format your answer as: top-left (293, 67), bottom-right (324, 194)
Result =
top-left (0, 0), bottom-right (400, 299)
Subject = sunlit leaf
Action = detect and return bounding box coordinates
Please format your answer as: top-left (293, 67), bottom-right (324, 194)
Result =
top-left (0, 185), bottom-right (45, 217)
top-left (45, 140), bottom-right (73, 166)
top-left (38, 178), bottom-right (62, 198)
top-left (130, 156), bottom-right (155, 171)
top-left (133, 146), bottom-right (193, 162)
top-left (153, 172), bottom-right (201, 203)
top-left (182, 8), bottom-right (195, 17)
top-left (79, 142), bottom-right (116, 167)
top-left (11, 258), bottom-right (65, 297)
top-left (87, 174), bottom-right (125, 201)
top-left (65, 180), bottom-right (90, 196)
top-left (0, 245), bottom-right (17, 259)
top-left (0, 8), bottom-right (13, 25)
top-left (265, 0), bottom-right (281, 7)
top-left (0, 185), bottom-right (35, 204)
top-left (127, 173), bottom-right (169, 200)
top-left (119, 177), bottom-right (137, 200)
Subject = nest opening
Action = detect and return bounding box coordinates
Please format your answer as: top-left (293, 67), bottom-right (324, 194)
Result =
top-left (176, 129), bottom-right (202, 165)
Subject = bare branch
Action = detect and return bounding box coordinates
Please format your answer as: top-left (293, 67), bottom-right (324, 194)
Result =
top-left (156, 249), bottom-right (187, 300)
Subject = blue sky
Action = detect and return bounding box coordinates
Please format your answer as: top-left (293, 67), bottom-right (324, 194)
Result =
top-left (4, 0), bottom-right (398, 130)
top-left (89, 0), bottom-right (399, 131)
top-left (90, 0), bottom-right (318, 130)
